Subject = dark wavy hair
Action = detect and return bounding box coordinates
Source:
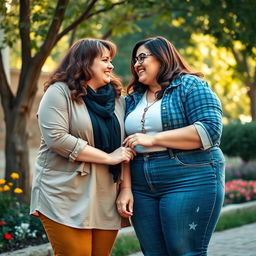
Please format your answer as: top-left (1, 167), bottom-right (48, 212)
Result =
top-left (127, 36), bottom-right (203, 99)
top-left (44, 38), bottom-right (122, 103)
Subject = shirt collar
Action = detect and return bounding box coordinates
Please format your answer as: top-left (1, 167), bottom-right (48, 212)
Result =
top-left (161, 76), bottom-right (182, 94)
top-left (169, 76), bottom-right (182, 88)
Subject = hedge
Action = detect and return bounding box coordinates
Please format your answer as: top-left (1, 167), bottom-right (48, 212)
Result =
top-left (220, 122), bottom-right (256, 162)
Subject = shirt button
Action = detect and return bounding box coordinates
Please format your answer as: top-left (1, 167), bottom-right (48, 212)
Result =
top-left (164, 124), bottom-right (168, 127)
top-left (162, 107), bottom-right (166, 110)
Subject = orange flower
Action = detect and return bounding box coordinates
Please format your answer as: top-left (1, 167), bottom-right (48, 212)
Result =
top-left (14, 188), bottom-right (23, 194)
top-left (0, 179), bottom-right (6, 185)
top-left (3, 185), bottom-right (10, 191)
top-left (10, 172), bottom-right (20, 180)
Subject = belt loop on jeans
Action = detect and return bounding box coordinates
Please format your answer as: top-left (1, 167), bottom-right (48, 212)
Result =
top-left (168, 148), bottom-right (175, 158)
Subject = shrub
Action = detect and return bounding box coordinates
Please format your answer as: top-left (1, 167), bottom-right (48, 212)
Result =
top-left (225, 161), bottom-right (256, 182)
top-left (220, 122), bottom-right (256, 162)
top-left (0, 173), bottom-right (47, 253)
top-left (224, 179), bottom-right (256, 205)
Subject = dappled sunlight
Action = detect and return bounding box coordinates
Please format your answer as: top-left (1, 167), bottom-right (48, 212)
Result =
top-left (188, 34), bottom-right (251, 121)
top-left (42, 56), bottom-right (57, 73)
top-left (239, 115), bottom-right (252, 123)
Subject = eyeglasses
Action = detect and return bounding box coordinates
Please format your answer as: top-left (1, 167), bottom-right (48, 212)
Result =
top-left (133, 53), bottom-right (153, 65)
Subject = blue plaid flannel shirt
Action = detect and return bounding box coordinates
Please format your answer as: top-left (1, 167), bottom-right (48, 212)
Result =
top-left (125, 74), bottom-right (223, 150)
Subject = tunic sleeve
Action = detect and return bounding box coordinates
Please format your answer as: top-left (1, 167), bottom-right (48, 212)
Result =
top-left (37, 83), bottom-right (88, 161)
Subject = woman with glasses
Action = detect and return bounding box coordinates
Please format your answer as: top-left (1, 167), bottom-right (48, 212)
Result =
top-left (118, 36), bottom-right (225, 256)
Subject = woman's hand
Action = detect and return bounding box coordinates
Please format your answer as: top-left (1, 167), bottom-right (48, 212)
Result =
top-left (116, 188), bottom-right (133, 218)
top-left (123, 133), bottom-right (155, 149)
top-left (107, 147), bottom-right (136, 165)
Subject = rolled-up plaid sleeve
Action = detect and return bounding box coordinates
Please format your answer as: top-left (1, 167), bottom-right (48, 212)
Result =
top-left (185, 80), bottom-right (223, 149)
top-left (37, 84), bottom-right (88, 161)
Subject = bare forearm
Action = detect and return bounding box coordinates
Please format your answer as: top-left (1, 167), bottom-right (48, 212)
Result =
top-left (75, 145), bottom-right (110, 164)
top-left (116, 162), bottom-right (134, 217)
top-left (124, 125), bottom-right (202, 150)
top-left (75, 145), bottom-right (136, 165)
top-left (153, 125), bottom-right (202, 150)
top-left (120, 163), bottom-right (132, 189)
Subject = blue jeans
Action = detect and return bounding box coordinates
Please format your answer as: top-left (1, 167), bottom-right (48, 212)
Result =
top-left (131, 147), bottom-right (225, 256)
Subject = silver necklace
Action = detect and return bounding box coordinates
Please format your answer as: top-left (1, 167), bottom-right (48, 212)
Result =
top-left (141, 93), bottom-right (158, 133)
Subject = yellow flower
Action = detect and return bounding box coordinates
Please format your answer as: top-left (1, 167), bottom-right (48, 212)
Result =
top-left (8, 182), bottom-right (13, 186)
top-left (0, 179), bottom-right (6, 185)
top-left (0, 187), bottom-right (3, 192)
top-left (14, 187), bottom-right (23, 194)
top-left (10, 172), bottom-right (20, 180)
top-left (3, 185), bottom-right (10, 191)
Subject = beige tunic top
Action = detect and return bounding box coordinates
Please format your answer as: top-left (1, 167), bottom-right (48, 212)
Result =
top-left (30, 82), bottom-right (126, 230)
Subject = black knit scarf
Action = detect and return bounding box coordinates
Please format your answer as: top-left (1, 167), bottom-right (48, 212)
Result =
top-left (83, 84), bottom-right (121, 182)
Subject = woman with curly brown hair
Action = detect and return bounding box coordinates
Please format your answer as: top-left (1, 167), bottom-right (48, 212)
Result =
top-left (30, 38), bottom-right (135, 256)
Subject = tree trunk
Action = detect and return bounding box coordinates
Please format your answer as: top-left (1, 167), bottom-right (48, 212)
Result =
top-left (3, 65), bottom-right (41, 203)
top-left (248, 83), bottom-right (256, 121)
top-left (5, 108), bottom-right (30, 202)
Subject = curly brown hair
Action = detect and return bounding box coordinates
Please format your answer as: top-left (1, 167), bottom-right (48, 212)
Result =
top-left (127, 36), bottom-right (203, 99)
top-left (44, 38), bottom-right (122, 103)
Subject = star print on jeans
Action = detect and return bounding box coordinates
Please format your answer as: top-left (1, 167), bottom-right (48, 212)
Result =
top-left (189, 222), bottom-right (197, 230)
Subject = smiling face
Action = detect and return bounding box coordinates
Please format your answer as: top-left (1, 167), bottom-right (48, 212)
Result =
top-left (87, 47), bottom-right (114, 91)
top-left (134, 45), bottom-right (161, 88)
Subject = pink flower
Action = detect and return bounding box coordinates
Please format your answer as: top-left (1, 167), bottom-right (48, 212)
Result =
top-left (241, 189), bottom-right (246, 194)
top-left (246, 196), bottom-right (251, 201)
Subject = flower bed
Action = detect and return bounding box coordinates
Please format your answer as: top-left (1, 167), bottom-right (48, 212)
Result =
top-left (225, 179), bottom-right (256, 205)
top-left (0, 173), bottom-right (47, 253)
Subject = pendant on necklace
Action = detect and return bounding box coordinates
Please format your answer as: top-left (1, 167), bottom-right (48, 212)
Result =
top-left (141, 104), bottom-right (156, 134)
top-left (141, 108), bottom-right (147, 133)
top-left (140, 90), bottom-right (158, 133)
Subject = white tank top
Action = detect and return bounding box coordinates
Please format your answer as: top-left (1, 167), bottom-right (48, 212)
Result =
top-left (125, 92), bottom-right (167, 153)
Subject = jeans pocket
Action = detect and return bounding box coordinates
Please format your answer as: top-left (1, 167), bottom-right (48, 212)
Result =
top-left (174, 151), bottom-right (213, 167)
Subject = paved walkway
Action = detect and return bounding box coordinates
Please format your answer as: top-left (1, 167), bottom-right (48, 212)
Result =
top-left (128, 222), bottom-right (256, 256)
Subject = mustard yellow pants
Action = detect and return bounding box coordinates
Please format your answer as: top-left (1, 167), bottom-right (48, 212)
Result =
top-left (39, 213), bottom-right (118, 256)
